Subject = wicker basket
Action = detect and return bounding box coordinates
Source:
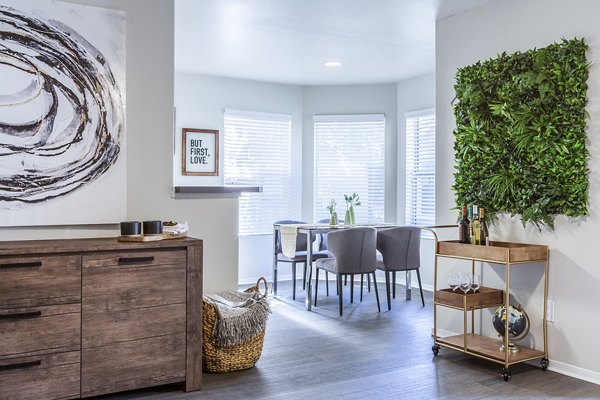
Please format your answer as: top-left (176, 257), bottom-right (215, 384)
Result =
top-left (202, 277), bottom-right (269, 373)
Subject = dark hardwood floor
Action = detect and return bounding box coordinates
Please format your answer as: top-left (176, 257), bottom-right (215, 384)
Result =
top-left (98, 280), bottom-right (600, 399)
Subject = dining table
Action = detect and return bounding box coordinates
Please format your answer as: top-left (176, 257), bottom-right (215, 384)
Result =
top-left (273, 222), bottom-right (414, 311)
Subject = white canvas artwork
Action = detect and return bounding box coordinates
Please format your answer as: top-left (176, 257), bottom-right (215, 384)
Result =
top-left (0, 0), bottom-right (126, 226)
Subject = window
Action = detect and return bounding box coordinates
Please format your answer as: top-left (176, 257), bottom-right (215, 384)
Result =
top-left (405, 109), bottom-right (435, 228)
top-left (313, 114), bottom-right (385, 223)
top-left (224, 109), bottom-right (292, 235)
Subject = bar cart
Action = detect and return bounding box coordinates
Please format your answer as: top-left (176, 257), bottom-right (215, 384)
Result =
top-left (425, 226), bottom-right (549, 381)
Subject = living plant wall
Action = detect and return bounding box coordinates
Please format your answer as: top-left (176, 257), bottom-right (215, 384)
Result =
top-left (452, 38), bottom-right (589, 229)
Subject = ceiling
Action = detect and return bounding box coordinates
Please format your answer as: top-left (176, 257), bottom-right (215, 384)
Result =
top-left (175, 0), bottom-right (497, 86)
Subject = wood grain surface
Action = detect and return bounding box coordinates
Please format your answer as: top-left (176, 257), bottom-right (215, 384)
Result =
top-left (0, 255), bottom-right (81, 309)
top-left (0, 351), bottom-right (80, 400)
top-left (0, 237), bottom-right (203, 399)
top-left (0, 303), bottom-right (80, 357)
top-left (81, 334), bottom-right (186, 397)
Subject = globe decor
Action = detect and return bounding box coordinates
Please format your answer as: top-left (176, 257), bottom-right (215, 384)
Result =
top-left (492, 304), bottom-right (530, 353)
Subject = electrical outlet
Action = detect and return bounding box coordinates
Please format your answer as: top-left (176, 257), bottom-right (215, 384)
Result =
top-left (546, 300), bottom-right (555, 322)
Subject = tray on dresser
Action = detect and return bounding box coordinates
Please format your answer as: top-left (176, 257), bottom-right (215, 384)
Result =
top-left (118, 233), bottom-right (187, 242)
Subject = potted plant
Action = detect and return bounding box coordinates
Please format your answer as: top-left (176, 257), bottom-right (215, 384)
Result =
top-left (327, 199), bottom-right (338, 225)
top-left (344, 193), bottom-right (361, 225)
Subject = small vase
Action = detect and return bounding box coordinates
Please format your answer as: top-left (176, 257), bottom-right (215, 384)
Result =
top-left (345, 207), bottom-right (355, 225)
top-left (329, 212), bottom-right (338, 226)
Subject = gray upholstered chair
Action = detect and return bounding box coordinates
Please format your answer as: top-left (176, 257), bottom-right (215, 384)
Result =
top-left (376, 226), bottom-right (424, 310)
top-left (274, 220), bottom-right (328, 300)
top-left (314, 227), bottom-right (380, 316)
top-left (316, 218), bottom-right (370, 296)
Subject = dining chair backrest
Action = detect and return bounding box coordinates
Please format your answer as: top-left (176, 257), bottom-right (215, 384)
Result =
top-left (376, 226), bottom-right (421, 271)
top-left (327, 227), bottom-right (377, 274)
top-left (316, 218), bottom-right (330, 250)
top-left (275, 220), bottom-right (308, 253)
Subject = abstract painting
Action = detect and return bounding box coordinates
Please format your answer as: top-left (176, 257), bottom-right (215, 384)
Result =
top-left (0, 0), bottom-right (125, 226)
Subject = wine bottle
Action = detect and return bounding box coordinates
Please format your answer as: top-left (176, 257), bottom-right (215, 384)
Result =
top-left (467, 205), bottom-right (473, 242)
top-left (458, 205), bottom-right (470, 243)
top-left (471, 205), bottom-right (480, 245)
top-left (479, 207), bottom-right (489, 246)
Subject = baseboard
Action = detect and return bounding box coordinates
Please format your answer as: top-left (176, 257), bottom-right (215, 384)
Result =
top-left (543, 359), bottom-right (600, 385)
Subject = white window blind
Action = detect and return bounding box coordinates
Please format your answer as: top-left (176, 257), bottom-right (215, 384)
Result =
top-left (313, 114), bottom-right (385, 223)
top-left (224, 109), bottom-right (292, 235)
top-left (405, 109), bottom-right (435, 228)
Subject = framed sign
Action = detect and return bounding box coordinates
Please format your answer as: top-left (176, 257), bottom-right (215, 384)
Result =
top-left (182, 128), bottom-right (219, 176)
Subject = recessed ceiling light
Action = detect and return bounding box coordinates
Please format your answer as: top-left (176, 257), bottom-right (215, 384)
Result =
top-left (324, 61), bottom-right (342, 68)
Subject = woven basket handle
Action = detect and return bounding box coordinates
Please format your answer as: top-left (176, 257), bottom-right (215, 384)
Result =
top-left (255, 277), bottom-right (268, 299)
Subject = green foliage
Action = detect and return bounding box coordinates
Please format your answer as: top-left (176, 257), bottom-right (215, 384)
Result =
top-left (327, 199), bottom-right (337, 216)
top-left (452, 38), bottom-right (590, 229)
top-left (343, 193), bottom-right (361, 210)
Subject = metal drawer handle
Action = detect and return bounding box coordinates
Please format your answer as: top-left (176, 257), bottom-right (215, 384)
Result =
top-left (0, 261), bottom-right (42, 269)
top-left (118, 256), bottom-right (155, 265)
top-left (0, 360), bottom-right (42, 371)
top-left (0, 311), bottom-right (42, 321)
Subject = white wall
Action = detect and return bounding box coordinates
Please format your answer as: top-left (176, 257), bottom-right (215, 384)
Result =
top-left (174, 74), bottom-right (304, 286)
top-left (437, 0), bottom-right (600, 381)
top-left (302, 84), bottom-right (398, 223)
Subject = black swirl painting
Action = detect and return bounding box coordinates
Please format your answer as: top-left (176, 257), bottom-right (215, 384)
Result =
top-left (0, 1), bottom-right (125, 226)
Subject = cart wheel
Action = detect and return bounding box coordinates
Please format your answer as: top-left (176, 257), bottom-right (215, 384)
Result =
top-left (432, 344), bottom-right (440, 356)
top-left (541, 357), bottom-right (549, 371)
top-left (502, 367), bottom-right (511, 381)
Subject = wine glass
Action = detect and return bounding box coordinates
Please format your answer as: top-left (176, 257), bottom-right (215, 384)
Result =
top-left (471, 273), bottom-right (481, 293)
top-left (448, 272), bottom-right (459, 292)
top-left (459, 272), bottom-right (471, 295)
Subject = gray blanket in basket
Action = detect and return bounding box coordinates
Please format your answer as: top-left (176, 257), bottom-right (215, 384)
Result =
top-left (204, 290), bottom-right (271, 348)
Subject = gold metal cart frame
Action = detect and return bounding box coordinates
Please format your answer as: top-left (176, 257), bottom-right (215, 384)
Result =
top-left (425, 225), bottom-right (549, 381)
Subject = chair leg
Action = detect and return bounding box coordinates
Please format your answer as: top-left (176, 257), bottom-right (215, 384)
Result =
top-left (367, 273), bottom-right (371, 292)
top-left (292, 263), bottom-right (297, 300)
top-left (350, 275), bottom-right (354, 303)
top-left (360, 274), bottom-right (364, 302)
top-left (385, 271), bottom-right (392, 311)
top-left (416, 269), bottom-right (425, 307)
top-left (273, 261), bottom-right (278, 296)
top-left (337, 274), bottom-right (343, 316)
top-left (303, 262), bottom-right (307, 290)
top-left (372, 272), bottom-right (381, 312)
top-left (392, 271), bottom-right (396, 299)
top-left (314, 268), bottom-right (320, 306)
top-left (326, 271), bottom-right (329, 296)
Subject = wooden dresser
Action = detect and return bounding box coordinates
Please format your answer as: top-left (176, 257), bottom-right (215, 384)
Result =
top-left (0, 237), bottom-right (202, 399)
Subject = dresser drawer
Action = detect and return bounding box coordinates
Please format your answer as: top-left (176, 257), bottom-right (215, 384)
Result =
top-left (82, 249), bottom-right (186, 269)
top-left (0, 255), bottom-right (81, 309)
top-left (82, 334), bottom-right (185, 397)
top-left (83, 250), bottom-right (186, 313)
top-left (0, 351), bottom-right (80, 400)
top-left (0, 304), bottom-right (81, 358)
top-left (83, 303), bottom-right (185, 348)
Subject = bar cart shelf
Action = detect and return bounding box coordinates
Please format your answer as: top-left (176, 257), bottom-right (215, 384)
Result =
top-left (426, 228), bottom-right (550, 382)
